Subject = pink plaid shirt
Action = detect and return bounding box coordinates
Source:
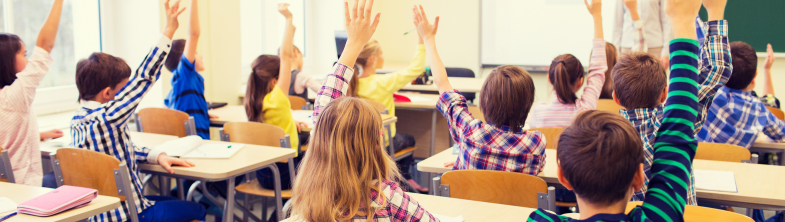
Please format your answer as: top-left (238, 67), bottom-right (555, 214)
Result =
top-left (438, 91), bottom-right (547, 175)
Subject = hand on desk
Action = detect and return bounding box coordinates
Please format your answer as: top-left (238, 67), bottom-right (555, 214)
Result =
top-left (444, 161), bottom-right (454, 168)
top-left (208, 113), bottom-right (219, 120)
top-left (158, 154), bottom-right (195, 174)
top-left (295, 121), bottom-right (307, 133)
top-left (40, 129), bottom-right (63, 141)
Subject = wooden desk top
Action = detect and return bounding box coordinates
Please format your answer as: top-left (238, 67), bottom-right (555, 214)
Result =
top-left (407, 192), bottom-right (536, 221)
top-left (400, 77), bottom-right (484, 93)
top-left (394, 93), bottom-right (441, 110)
top-left (210, 106), bottom-right (397, 131)
top-left (0, 182), bottom-right (121, 222)
top-left (752, 136), bottom-right (785, 151)
top-left (418, 149), bottom-right (785, 208)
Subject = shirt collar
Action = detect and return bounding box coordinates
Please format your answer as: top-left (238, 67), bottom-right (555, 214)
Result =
top-left (721, 86), bottom-right (753, 96)
top-left (80, 100), bottom-right (103, 110)
top-left (621, 105), bottom-right (662, 122)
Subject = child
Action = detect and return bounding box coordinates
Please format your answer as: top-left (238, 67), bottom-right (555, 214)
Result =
top-left (0, 0), bottom-right (63, 186)
top-left (613, 0), bottom-right (729, 205)
top-left (529, 0), bottom-right (701, 220)
top-left (697, 42), bottom-right (785, 148)
top-left (70, 1), bottom-right (205, 221)
top-left (286, 2), bottom-right (438, 221)
top-left (283, 45), bottom-right (322, 100)
top-left (351, 8), bottom-right (428, 193)
top-left (164, 0), bottom-right (212, 139)
top-left (245, 3), bottom-right (306, 190)
top-left (600, 0), bottom-right (647, 99)
top-left (529, 0), bottom-right (607, 128)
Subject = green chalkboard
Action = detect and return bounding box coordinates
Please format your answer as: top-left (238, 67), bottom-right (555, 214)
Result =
top-left (699, 0), bottom-right (785, 53)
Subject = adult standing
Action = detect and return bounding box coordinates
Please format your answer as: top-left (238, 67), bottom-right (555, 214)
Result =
top-left (613, 0), bottom-right (672, 66)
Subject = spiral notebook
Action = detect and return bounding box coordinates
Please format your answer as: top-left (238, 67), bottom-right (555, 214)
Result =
top-left (17, 186), bottom-right (97, 217)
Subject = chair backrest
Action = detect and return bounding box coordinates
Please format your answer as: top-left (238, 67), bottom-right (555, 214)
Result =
top-left (288, 96), bottom-right (308, 111)
top-left (696, 142), bottom-right (750, 163)
top-left (52, 148), bottom-right (125, 200)
top-left (767, 106), bottom-right (785, 120)
top-left (445, 68), bottom-right (476, 78)
top-left (222, 122), bottom-right (285, 147)
top-left (528, 128), bottom-right (565, 149)
top-left (440, 170), bottom-right (547, 208)
top-left (626, 201), bottom-right (753, 222)
top-left (136, 108), bottom-right (192, 137)
top-left (466, 106), bottom-right (485, 122)
top-left (596, 99), bottom-right (624, 114)
top-left (361, 98), bottom-right (386, 114)
top-left (0, 148), bottom-right (14, 183)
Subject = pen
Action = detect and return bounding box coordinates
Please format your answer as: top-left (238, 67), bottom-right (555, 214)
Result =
top-left (403, 28), bottom-right (415, 35)
top-left (227, 145), bottom-right (232, 149)
top-left (0, 212), bottom-right (17, 221)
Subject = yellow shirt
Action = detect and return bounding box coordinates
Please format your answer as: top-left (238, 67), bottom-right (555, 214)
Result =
top-left (357, 45), bottom-right (426, 135)
top-left (262, 85), bottom-right (299, 154)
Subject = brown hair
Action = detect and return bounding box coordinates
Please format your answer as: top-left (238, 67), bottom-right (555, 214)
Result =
top-left (599, 42), bottom-right (618, 99)
top-left (244, 55), bottom-right (280, 122)
top-left (611, 52), bottom-right (667, 109)
top-left (558, 110), bottom-right (643, 206)
top-left (347, 67), bottom-right (360, 97)
top-left (164, 39), bottom-right (186, 72)
top-left (480, 65), bottom-right (535, 132)
top-left (726, 41), bottom-right (758, 90)
top-left (0, 34), bottom-right (22, 88)
top-left (349, 40), bottom-right (382, 97)
top-left (289, 97), bottom-right (402, 221)
top-left (75, 52), bottom-right (132, 101)
top-left (549, 54), bottom-right (585, 104)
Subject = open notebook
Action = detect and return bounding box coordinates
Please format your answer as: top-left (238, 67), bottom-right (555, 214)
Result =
top-left (694, 169), bottom-right (738, 193)
top-left (153, 136), bottom-right (245, 159)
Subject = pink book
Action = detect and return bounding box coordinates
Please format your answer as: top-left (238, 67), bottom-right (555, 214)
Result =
top-left (17, 185), bottom-right (98, 217)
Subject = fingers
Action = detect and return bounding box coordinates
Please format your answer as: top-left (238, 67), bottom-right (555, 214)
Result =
top-left (433, 16), bottom-right (440, 34)
top-left (171, 0), bottom-right (181, 14)
top-left (164, 0), bottom-right (171, 11)
top-left (175, 7), bottom-right (187, 17)
top-left (344, 1), bottom-right (351, 25)
top-left (365, 0), bottom-right (375, 20)
top-left (358, 0), bottom-right (366, 18)
top-left (175, 159), bottom-right (194, 167)
top-left (352, 0), bottom-right (359, 19)
top-left (419, 5), bottom-right (428, 22)
top-left (161, 161), bottom-right (175, 174)
top-left (584, 0), bottom-right (590, 10)
top-left (371, 13), bottom-right (381, 32)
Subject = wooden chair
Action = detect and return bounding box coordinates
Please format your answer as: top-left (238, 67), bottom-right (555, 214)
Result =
top-left (435, 170), bottom-right (556, 210)
top-left (135, 108), bottom-right (196, 137)
top-left (697, 142), bottom-right (753, 163)
top-left (596, 99), bottom-right (624, 114)
top-left (767, 106), bottom-right (785, 120)
top-left (220, 122), bottom-right (295, 222)
top-left (288, 96), bottom-right (308, 110)
top-left (529, 128), bottom-right (565, 150)
top-left (360, 98), bottom-right (417, 161)
top-left (0, 148), bottom-right (14, 183)
top-left (626, 201), bottom-right (754, 222)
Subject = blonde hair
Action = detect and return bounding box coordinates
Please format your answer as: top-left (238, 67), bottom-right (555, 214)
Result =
top-left (289, 97), bottom-right (402, 221)
top-left (348, 40), bottom-right (382, 97)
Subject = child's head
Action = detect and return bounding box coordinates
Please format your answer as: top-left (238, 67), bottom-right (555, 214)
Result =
top-left (612, 52), bottom-right (667, 109)
top-left (164, 39), bottom-right (205, 73)
top-left (600, 43), bottom-right (618, 98)
top-left (557, 110), bottom-right (645, 207)
top-left (276, 45), bottom-right (303, 71)
top-left (0, 34), bottom-right (25, 88)
top-left (291, 97), bottom-right (401, 221)
top-left (355, 40), bottom-right (384, 70)
top-left (548, 54), bottom-right (585, 104)
top-left (480, 65), bottom-right (535, 132)
top-left (244, 55), bottom-right (281, 122)
top-left (75, 52), bottom-right (132, 102)
top-left (726, 41), bottom-right (758, 91)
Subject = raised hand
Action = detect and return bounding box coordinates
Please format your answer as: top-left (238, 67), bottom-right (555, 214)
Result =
top-left (766, 44), bottom-right (775, 70)
top-left (337, 0), bottom-right (381, 68)
top-left (163, 0), bottom-right (188, 39)
top-left (666, 0), bottom-right (701, 39)
top-left (279, 3), bottom-right (293, 20)
top-left (624, 0), bottom-right (641, 21)
top-left (703, 0), bottom-right (727, 21)
top-left (584, 0), bottom-right (602, 18)
top-left (36, 0), bottom-right (64, 52)
top-left (413, 5), bottom-right (439, 42)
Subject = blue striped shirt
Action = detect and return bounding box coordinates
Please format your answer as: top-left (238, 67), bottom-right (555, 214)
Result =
top-left (70, 36), bottom-right (171, 222)
top-left (164, 55), bottom-right (210, 139)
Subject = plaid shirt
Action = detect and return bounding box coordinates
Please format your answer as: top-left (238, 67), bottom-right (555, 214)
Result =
top-left (698, 87), bottom-right (785, 148)
top-left (620, 20), bottom-right (731, 205)
top-left (438, 90), bottom-right (546, 175)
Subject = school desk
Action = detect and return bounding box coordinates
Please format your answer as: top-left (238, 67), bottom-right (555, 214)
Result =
top-left (208, 105), bottom-right (397, 131)
top-left (400, 77), bottom-right (484, 93)
top-left (0, 182), bottom-right (121, 222)
top-left (394, 93), bottom-right (446, 159)
top-left (417, 149), bottom-right (785, 211)
top-left (751, 136), bottom-right (785, 165)
top-left (406, 192), bottom-right (536, 221)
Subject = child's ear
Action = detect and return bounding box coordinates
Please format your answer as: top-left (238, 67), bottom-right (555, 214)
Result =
top-left (632, 163), bottom-right (645, 190)
top-left (660, 88), bottom-right (668, 103)
top-left (100, 87), bottom-right (113, 101)
top-left (556, 163), bottom-right (574, 191)
top-left (612, 91), bottom-right (622, 106)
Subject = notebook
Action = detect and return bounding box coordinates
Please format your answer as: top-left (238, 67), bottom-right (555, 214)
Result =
top-left (694, 169), bottom-right (738, 193)
top-left (0, 197), bottom-right (16, 214)
top-left (153, 136), bottom-right (245, 159)
top-left (17, 186), bottom-right (97, 217)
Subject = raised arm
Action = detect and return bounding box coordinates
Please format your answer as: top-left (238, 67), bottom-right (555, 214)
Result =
top-left (659, 0), bottom-right (674, 66)
top-left (612, 0), bottom-right (624, 54)
top-left (625, 0), bottom-right (648, 52)
top-left (36, 0), bottom-right (64, 52)
top-left (413, 6), bottom-right (448, 94)
top-left (694, 0), bottom-right (729, 132)
top-left (763, 44), bottom-right (776, 96)
top-left (184, 0), bottom-right (200, 63)
top-left (277, 3), bottom-right (296, 95)
top-left (577, 0), bottom-right (607, 111)
top-left (313, 0), bottom-right (380, 123)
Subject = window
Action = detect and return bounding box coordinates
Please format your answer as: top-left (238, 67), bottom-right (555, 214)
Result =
top-left (0, 0), bottom-right (101, 88)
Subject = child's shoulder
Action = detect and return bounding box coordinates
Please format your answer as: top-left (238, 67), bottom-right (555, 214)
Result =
top-left (527, 209), bottom-right (571, 222)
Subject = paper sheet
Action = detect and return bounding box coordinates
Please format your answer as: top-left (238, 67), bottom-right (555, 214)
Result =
top-left (0, 197), bottom-right (17, 214)
top-left (432, 213), bottom-right (464, 222)
top-left (694, 169), bottom-right (738, 193)
top-left (182, 144), bottom-right (245, 159)
top-left (154, 136), bottom-right (203, 157)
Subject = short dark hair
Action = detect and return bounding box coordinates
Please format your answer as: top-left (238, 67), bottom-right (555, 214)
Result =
top-left (76, 52), bottom-right (132, 101)
top-left (165, 39), bottom-right (186, 72)
top-left (0, 34), bottom-right (23, 88)
top-left (612, 52), bottom-right (667, 109)
top-left (558, 110), bottom-right (643, 206)
top-left (480, 65), bottom-right (535, 132)
top-left (726, 41), bottom-right (758, 90)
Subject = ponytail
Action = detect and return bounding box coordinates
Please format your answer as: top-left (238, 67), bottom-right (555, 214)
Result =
top-left (548, 54), bottom-right (584, 104)
top-left (245, 55), bottom-right (281, 122)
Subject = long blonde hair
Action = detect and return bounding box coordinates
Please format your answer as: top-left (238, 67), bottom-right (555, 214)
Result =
top-left (289, 97), bottom-right (402, 221)
top-left (348, 40), bottom-right (382, 97)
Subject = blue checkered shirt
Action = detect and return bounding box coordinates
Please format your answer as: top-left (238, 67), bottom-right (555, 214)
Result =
top-left (698, 87), bottom-right (785, 148)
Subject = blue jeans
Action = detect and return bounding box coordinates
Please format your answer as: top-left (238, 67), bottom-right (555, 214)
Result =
top-left (139, 196), bottom-right (205, 222)
top-left (42, 172), bottom-right (57, 188)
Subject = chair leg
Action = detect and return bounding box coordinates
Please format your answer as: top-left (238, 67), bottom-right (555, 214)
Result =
top-left (262, 197), bottom-right (268, 221)
top-left (244, 194), bottom-right (250, 222)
